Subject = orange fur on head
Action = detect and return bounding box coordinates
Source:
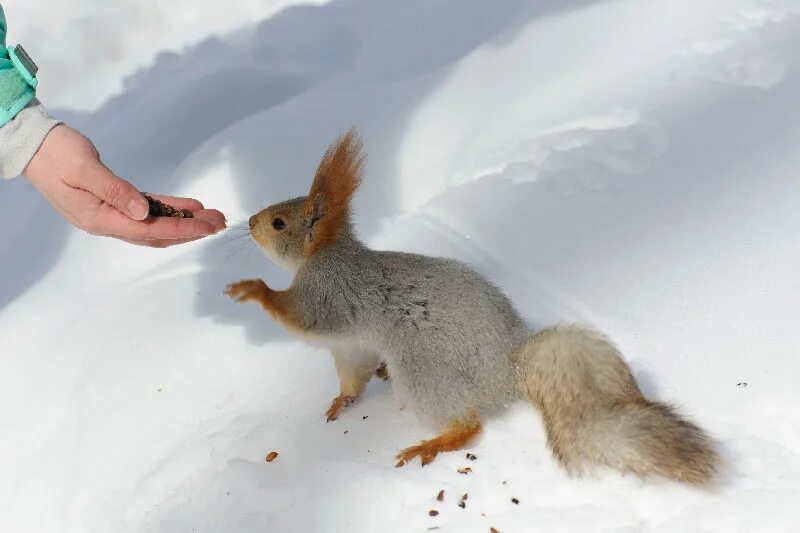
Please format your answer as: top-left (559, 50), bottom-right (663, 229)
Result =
top-left (303, 128), bottom-right (364, 257)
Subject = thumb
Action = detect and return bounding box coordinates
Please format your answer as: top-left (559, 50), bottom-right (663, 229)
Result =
top-left (83, 161), bottom-right (149, 221)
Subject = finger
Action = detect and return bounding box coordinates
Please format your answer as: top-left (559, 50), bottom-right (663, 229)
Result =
top-left (115, 235), bottom-right (207, 248)
top-left (74, 160), bottom-right (149, 221)
top-left (192, 208), bottom-right (227, 231)
top-left (143, 194), bottom-right (205, 212)
top-left (97, 206), bottom-right (218, 240)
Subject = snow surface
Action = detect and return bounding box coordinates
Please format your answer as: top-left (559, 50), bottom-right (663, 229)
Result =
top-left (2, 0), bottom-right (800, 531)
top-left (1, 0), bottom-right (328, 110)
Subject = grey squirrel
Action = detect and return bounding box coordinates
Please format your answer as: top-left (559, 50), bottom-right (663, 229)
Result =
top-left (225, 129), bottom-right (719, 484)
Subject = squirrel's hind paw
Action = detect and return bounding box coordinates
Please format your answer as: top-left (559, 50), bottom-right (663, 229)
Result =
top-left (395, 415), bottom-right (482, 468)
top-left (395, 443), bottom-right (440, 467)
top-left (375, 362), bottom-right (390, 381)
top-left (325, 394), bottom-right (357, 422)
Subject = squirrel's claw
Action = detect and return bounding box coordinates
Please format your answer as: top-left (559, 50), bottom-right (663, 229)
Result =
top-left (395, 418), bottom-right (480, 467)
top-left (325, 394), bottom-right (357, 422)
top-left (225, 279), bottom-right (268, 303)
top-left (375, 361), bottom-right (390, 382)
top-left (395, 442), bottom-right (439, 467)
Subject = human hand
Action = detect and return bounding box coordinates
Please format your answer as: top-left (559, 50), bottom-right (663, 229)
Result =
top-left (23, 125), bottom-right (226, 247)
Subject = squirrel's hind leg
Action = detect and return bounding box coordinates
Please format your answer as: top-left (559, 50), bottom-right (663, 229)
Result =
top-left (375, 361), bottom-right (390, 381)
top-left (325, 348), bottom-right (380, 422)
top-left (395, 412), bottom-right (481, 467)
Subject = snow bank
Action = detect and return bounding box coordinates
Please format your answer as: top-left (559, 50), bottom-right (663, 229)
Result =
top-left (0, 0), bottom-right (328, 110)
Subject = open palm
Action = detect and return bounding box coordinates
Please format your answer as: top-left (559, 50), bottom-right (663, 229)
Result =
top-left (23, 125), bottom-right (226, 247)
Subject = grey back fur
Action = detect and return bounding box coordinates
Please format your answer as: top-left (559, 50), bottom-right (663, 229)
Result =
top-left (293, 231), bottom-right (529, 426)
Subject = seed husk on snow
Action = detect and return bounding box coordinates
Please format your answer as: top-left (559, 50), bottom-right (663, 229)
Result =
top-left (265, 451), bottom-right (278, 462)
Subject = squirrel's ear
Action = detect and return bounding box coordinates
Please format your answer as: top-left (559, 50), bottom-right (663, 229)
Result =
top-left (303, 128), bottom-right (364, 256)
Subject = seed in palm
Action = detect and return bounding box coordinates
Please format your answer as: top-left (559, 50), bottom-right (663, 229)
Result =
top-left (145, 194), bottom-right (193, 218)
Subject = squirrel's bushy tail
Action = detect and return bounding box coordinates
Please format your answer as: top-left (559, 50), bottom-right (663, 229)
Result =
top-left (517, 325), bottom-right (719, 484)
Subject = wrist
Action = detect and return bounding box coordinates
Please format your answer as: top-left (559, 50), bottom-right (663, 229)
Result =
top-left (22, 123), bottom-right (70, 183)
top-left (1, 104), bottom-right (62, 180)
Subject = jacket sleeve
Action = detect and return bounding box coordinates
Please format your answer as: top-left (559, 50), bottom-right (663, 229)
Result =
top-left (0, 98), bottom-right (62, 179)
top-left (0, 4), bottom-right (63, 179)
top-left (1, 4), bottom-right (6, 48)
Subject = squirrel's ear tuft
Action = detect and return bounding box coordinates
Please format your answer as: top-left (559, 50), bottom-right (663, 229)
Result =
top-left (303, 128), bottom-right (364, 256)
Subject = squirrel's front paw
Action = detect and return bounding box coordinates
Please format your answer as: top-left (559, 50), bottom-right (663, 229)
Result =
top-left (225, 279), bottom-right (269, 303)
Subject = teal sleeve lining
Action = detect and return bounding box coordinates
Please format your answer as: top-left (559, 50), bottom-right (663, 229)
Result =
top-left (0, 81), bottom-right (34, 124)
top-left (0, 4), bottom-right (38, 128)
top-left (0, 58), bottom-right (33, 106)
top-left (1, 4), bottom-right (7, 49)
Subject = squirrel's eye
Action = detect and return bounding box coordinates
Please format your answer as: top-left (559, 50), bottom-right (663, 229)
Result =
top-left (272, 217), bottom-right (286, 231)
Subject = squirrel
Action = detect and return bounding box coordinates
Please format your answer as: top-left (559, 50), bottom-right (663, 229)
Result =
top-left (225, 129), bottom-right (719, 484)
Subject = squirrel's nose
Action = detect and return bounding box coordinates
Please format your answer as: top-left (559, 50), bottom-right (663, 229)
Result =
top-left (248, 215), bottom-right (257, 231)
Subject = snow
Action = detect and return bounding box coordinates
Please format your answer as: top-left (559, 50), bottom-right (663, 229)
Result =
top-left (2, 0), bottom-right (800, 531)
top-left (0, 0), bottom-right (329, 110)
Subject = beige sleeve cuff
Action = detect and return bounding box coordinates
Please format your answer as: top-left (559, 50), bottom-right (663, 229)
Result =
top-left (0, 98), bottom-right (62, 179)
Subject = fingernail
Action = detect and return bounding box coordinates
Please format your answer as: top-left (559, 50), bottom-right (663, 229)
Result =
top-left (128, 198), bottom-right (149, 220)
